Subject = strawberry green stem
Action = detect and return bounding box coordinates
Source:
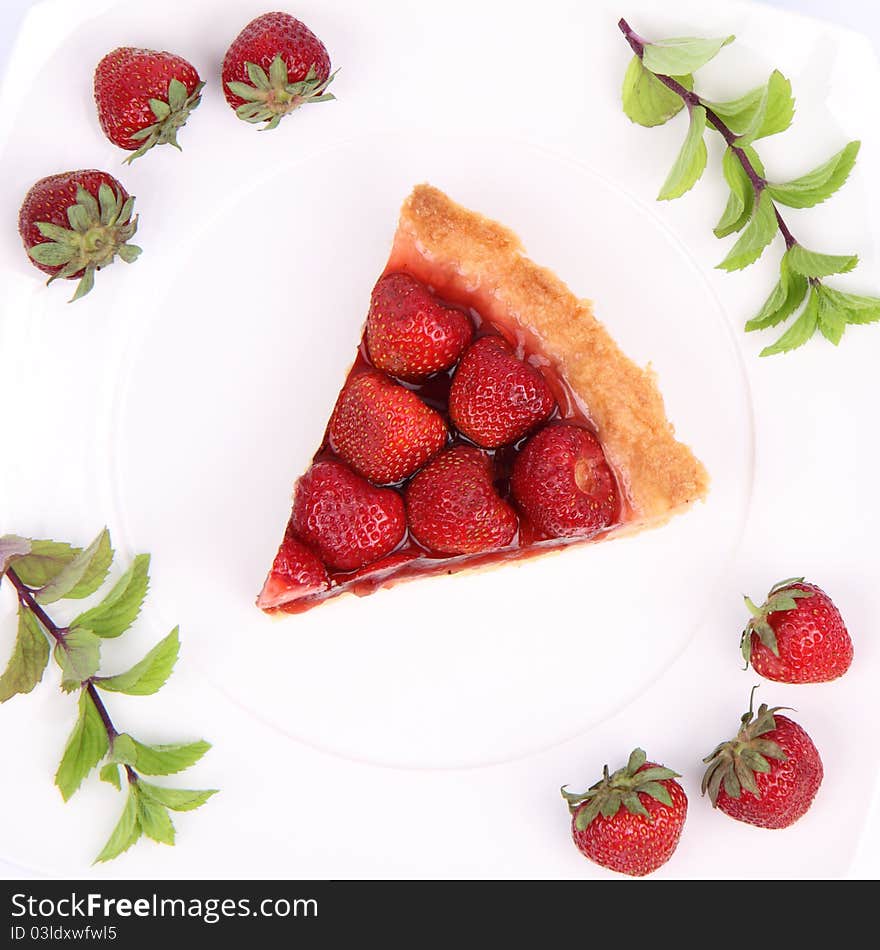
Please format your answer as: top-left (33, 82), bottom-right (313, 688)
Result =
top-left (618, 17), bottom-right (800, 252)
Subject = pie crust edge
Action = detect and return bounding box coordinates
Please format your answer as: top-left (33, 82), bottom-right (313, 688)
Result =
top-left (390, 184), bottom-right (710, 522)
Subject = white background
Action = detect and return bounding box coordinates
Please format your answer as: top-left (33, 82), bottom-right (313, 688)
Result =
top-left (1, 0), bottom-right (879, 880)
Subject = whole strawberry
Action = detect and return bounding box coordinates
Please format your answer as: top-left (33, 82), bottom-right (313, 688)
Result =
top-left (702, 690), bottom-right (823, 829)
top-left (511, 422), bottom-right (619, 538)
top-left (291, 460), bottom-right (405, 571)
top-left (328, 370), bottom-right (447, 484)
top-left (257, 527), bottom-right (328, 610)
top-left (94, 47), bottom-right (204, 162)
top-left (222, 12), bottom-right (336, 130)
top-left (366, 273), bottom-right (474, 382)
top-left (405, 446), bottom-right (518, 555)
top-left (18, 170), bottom-right (140, 301)
top-left (449, 336), bottom-right (555, 448)
top-left (741, 578), bottom-right (853, 683)
top-left (562, 749), bottom-right (687, 877)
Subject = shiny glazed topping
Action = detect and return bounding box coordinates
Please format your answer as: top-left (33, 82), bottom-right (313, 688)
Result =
top-left (261, 270), bottom-right (622, 613)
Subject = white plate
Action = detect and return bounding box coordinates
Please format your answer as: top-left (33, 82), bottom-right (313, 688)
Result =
top-left (1, 0), bottom-right (879, 878)
top-left (110, 132), bottom-right (751, 768)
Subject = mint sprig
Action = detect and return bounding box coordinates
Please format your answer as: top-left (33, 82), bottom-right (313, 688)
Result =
top-left (0, 530), bottom-right (216, 863)
top-left (618, 18), bottom-right (880, 356)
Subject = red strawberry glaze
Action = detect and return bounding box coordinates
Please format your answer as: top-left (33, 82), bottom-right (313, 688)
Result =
top-left (265, 256), bottom-right (631, 614)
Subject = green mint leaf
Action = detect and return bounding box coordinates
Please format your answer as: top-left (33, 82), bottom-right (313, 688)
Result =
top-left (819, 286), bottom-right (880, 325)
top-left (787, 245), bottom-right (858, 278)
top-left (622, 56), bottom-right (693, 127)
top-left (768, 141), bottom-right (861, 209)
top-left (55, 688), bottom-right (109, 800)
top-left (658, 105), bottom-right (707, 200)
top-left (114, 736), bottom-right (211, 776)
top-left (717, 188), bottom-right (778, 271)
top-left (70, 554), bottom-right (150, 639)
top-left (100, 762), bottom-right (122, 790)
top-left (109, 732), bottom-right (137, 765)
top-left (741, 145), bottom-right (766, 178)
top-left (745, 253), bottom-right (809, 331)
top-left (816, 286), bottom-right (848, 345)
top-left (706, 84), bottom-right (767, 133)
top-left (34, 529), bottom-right (113, 604)
top-left (54, 628), bottom-right (101, 692)
top-left (139, 782), bottom-right (217, 812)
top-left (95, 786), bottom-right (141, 863)
top-left (714, 147), bottom-right (754, 237)
top-left (95, 627), bottom-right (179, 696)
top-left (0, 605), bottom-right (50, 702)
top-left (641, 34), bottom-right (735, 75)
top-left (735, 70), bottom-right (794, 146)
top-left (0, 535), bottom-right (32, 574)
top-left (760, 286), bottom-right (820, 356)
top-left (9, 539), bottom-right (79, 587)
top-left (137, 796), bottom-right (176, 845)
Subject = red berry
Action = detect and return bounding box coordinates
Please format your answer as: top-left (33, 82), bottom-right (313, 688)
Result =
top-left (404, 446), bottom-right (517, 555)
top-left (742, 579), bottom-right (853, 683)
top-left (448, 336), bottom-right (555, 448)
top-left (328, 370), bottom-right (447, 484)
top-left (291, 461), bottom-right (405, 571)
top-left (18, 171), bottom-right (140, 301)
top-left (703, 693), bottom-right (823, 829)
top-left (94, 47), bottom-right (203, 161)
top-left (511, 422), bottom-right (619, 538)
top-left (366, 273), bottom-right (474, 382)
top-left (222, 12), bottom-right (335, 130)
top-left (564, 749), bottom-right (687, 877)
top-left (257, 528), bottom-right (328, 609)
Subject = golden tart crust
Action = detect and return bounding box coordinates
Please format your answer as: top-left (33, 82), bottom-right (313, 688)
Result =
top-left (386, 184), bottom-right (709, 523)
